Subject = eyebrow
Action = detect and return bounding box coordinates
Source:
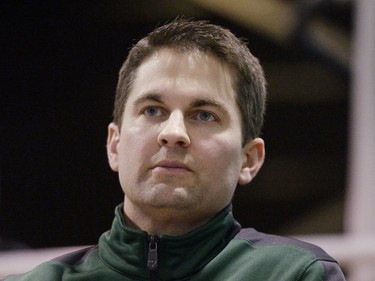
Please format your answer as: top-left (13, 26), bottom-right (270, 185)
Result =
top-left (132, 93), bottom-right (163, 107)
top-left (190, 99), bottom-right (230, 118)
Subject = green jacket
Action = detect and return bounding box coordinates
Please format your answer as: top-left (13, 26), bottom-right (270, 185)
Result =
top-left (3, 204), bottom-right (346, 280)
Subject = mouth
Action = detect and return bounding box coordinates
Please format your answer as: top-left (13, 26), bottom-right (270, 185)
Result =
top-left (151, 160), bottom-right (191, 173)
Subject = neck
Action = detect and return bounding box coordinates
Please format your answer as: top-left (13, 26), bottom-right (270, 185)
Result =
top-left (123, 200), bottom-right (212, 236)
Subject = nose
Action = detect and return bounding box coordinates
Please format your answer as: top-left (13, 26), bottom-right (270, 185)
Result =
top-left (157, 111), bottom-right (191, 148)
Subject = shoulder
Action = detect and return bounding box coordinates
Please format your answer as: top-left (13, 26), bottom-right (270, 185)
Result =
top-left (51, 246), bottom-right (97, 266)
top-left (2, 246), bottom-right (97, 281)
top-left (230, 228), bottom-right (346, 281)
top-left (235, 228), bottom-right (334, 261)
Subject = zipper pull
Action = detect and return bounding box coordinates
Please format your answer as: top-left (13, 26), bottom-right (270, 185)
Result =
top-left (147, 235), bottom-right (158, 271)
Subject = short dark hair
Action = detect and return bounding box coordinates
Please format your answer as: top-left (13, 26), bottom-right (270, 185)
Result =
top-left (113, 18), bottom-right (267, 143)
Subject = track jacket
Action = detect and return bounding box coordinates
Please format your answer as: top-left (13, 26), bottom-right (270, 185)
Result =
top-left (2, 204), bottom-right (346, 280)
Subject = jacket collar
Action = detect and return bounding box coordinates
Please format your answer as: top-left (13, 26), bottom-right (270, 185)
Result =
top-left (99, 203), bottom-right (240, 280)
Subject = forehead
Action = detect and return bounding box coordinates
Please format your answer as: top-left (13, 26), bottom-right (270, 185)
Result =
top-left (127, 48), bottom-right (238, 106)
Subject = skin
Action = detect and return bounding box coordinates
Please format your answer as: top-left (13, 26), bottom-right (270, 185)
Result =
top-left (107, 48), bottom-right (265, 236)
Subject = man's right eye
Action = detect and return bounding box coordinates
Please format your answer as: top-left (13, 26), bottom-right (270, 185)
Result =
top-left (144, 107), bottom-right (161, 116)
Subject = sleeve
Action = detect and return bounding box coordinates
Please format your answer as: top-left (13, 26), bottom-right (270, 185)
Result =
top-left (0, 262), bottom-right (65, 281)
top-left (298, 259), bottom-right (346, 281)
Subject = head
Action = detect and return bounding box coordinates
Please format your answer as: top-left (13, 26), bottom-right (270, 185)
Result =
top-left (113, 18), bottom-right (267, 144)
top-left (107, 18), bottom-right (267, 234)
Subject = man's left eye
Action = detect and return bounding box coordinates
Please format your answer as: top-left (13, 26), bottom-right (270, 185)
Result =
top-left (196, 111), bottom-right (216, 121)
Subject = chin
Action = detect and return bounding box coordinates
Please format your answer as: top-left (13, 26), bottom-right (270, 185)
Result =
top-left (148, 193), bottom-right (193, 210)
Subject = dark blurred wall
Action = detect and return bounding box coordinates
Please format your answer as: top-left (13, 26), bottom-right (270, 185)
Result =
top-left (2, 1), bottom-right (349, 248)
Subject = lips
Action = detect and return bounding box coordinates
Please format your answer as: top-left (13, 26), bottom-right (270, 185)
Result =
top-left (151, 160), bottom-right (191, 172)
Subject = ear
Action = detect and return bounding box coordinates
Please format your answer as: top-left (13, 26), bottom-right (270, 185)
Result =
top-left (238, 138), bottom-right (265, 185)
top-left (107, 122), bottom-right (121, 172)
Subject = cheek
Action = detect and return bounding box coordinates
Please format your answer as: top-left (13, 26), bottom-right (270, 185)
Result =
top-left (197, 137), bottom-right (243, 170)
top-left (117, 128), bottom-right (153, 166)
top-left (121, 123), bottom-right (155, 148)
top-left (196, 139), bottom-right (243, 204)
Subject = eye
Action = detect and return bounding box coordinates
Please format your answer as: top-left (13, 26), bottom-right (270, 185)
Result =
top-left (195, 111), bottom-right (216, 122)
top-left (144, 106), bottom-right (162, 117)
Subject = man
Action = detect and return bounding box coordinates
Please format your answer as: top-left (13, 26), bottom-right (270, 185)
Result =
top-left (3, 18), bottom-right (346, 280)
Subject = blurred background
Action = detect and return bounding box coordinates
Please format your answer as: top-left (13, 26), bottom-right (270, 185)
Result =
top-left (0, 0), bottom-right (351, 246)
top-left (2, 0), bottom-right (374, 279)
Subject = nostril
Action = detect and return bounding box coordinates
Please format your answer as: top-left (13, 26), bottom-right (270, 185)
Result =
top-left (157, 132), bottom-right (191, 148)
top-left (157, 115), bottom-right (191, 147)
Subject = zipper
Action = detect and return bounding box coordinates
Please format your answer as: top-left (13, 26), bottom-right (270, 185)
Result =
top-left (147, 235), bottom-right (159, 280)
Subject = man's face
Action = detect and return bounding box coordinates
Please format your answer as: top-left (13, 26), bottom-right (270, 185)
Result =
top-left (107, 48), bottom-right (264, 223)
